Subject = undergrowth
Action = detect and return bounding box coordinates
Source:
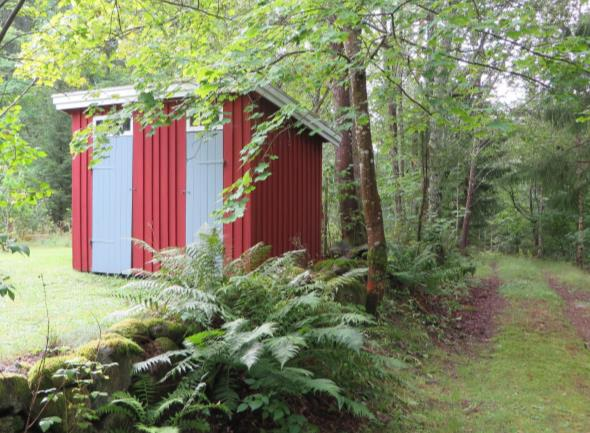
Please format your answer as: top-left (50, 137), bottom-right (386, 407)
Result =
top-left (98, 233), bottom-right (408, 433)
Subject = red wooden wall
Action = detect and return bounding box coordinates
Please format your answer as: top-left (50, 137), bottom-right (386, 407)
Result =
top-left (223, 95), bottom-right (323, 260)
top-left (223, 95), bottom-right (253, 260)
top-left (71, 111), bottom-right (93, 272)
top-left (251, 99), bottom-right (323, 259)
top-left (132, 106), bottom-right (187, 271)
top-left (69, 94), bottom-right (323, 272)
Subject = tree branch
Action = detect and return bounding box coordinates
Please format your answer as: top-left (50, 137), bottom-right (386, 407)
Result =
top-left (0, 0), bottom-right (26, 47)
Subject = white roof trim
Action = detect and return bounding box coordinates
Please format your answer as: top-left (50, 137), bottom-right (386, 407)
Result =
top-left (52, 84), bottom-right (340, 145)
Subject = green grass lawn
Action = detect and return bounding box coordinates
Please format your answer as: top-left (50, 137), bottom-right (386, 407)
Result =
top-left (0, 237), bottom-right (129, 361)
top-left (410, 254), bottom-right (590, 433)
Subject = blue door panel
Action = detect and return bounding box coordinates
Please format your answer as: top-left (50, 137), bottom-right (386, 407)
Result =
top-left (91, 135), bottom-right (133, 274)
top-left (186, 130), bottom-right (223, 244)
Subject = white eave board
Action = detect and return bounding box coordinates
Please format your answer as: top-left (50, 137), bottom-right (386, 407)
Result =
top-left (52, 84), bottom-right (340, 145)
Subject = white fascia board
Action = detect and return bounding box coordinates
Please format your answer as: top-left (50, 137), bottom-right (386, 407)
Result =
top-left (255, 86), bottom-right (340, 146)
top-left (52, 84), bottom-right (340, 145)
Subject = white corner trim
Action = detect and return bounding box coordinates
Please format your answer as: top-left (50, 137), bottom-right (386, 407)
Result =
top-left (53, 84), bottom-right (340, 145)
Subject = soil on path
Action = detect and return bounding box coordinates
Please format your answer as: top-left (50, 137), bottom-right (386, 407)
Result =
top-left (450, 264), bottom-right (506, 345)
top-left (547, 275), bottom-right (590, 344)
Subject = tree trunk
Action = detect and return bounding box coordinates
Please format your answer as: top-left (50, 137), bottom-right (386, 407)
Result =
top-left (388, 99), bottom-right (404, 220)
top-left (576, 136), bottom-right (585, 267)
top-left (332, 44), bottom-right (366, 247)
top-left (577, 189), bottom-right (584, 267)
top-left (417, 129), bottom-right (430, 242)
top-left (529, 185), bottom-right (539, 251)
top-left (459, 152), bottom-right (477, 252)
top-left (345, 28), bottom-right (388, 315)
top-left (537, 186), bottom-right (544, 258)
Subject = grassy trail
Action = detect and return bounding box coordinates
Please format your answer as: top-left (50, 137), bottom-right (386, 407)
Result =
top-left (413, 254), bottom-right (590, 433)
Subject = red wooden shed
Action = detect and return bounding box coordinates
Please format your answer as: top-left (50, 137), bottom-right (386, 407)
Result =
top-left (52, 85), bottom-right (339, 274)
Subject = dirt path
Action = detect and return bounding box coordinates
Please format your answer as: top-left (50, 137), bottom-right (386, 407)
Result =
top-left (452, 265), bottom-right (505, 344)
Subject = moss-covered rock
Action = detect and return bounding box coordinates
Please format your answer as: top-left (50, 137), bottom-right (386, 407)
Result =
top-left (0, 374), bottom-right (30, 414)
top-left (76, 334), bottom-right (143, 393)
top-left (108, 319), bottom-right (151, 343)
top-left (76, 333), bottom-right (143, 361)
top-left (152, 337), bottom-right (179, 353)
top-left (313, 257), bottom-right (364, 275)
top-left (145, 318), bottom-right (186, 343)
top-left (0, 415), bottom-right (25, 433)
top-left (27, 355), bottom-right (89, 390)
top-left (27, 356), bottom-right (85, 433)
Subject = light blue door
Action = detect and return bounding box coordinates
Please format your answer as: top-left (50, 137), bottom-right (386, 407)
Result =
top-left (186, 130), bottom-right (224, 244)
top-left (91, 135), bottom-right (133, 274)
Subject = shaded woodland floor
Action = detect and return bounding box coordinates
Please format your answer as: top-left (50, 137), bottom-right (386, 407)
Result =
top-left (408, 254), bottom-right (590, 433)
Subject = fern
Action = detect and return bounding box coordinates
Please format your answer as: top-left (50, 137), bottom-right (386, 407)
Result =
top-left (114, 235), bottom-right (378, 430)
top-left (265, 335), bottom-right (307, 368)
top-left (132, 374), bottom-right (158, 406)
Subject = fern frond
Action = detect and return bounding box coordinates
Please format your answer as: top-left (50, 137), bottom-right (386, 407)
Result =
top-left (265, 335), bottom-right (307, 368)
top-left (324, 268), bottom-right (368, 293)
top-left (136, 424), bottom-right (178, 433)
top-left (272, 292), bottom-right (321, 319)
top-left (133, 349), bottom-right (190, 374)
top-left (239, 341), bottom-right (263, 369)
top-left (100, 392), bottom-right (146, 421)
top-left (304, 325), bottom-right (364, 351)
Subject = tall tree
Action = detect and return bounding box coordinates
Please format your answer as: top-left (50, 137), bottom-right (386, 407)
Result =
top-left (345, 27), bottom-right (388, 314)
top-left (332, 42), bottom-right (366, 247)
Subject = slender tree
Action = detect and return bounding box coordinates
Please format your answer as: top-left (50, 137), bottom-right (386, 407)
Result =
top-left (345, 27), bottom-right (388, 315)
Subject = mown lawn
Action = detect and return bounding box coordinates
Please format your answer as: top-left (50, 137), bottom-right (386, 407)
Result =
top-left (0, 237), bottom-right (129, 361)
top-left (411, 254), bottom-right (590, 433)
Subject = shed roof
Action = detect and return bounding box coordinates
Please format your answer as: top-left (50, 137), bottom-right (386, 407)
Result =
top-left (52, 84), bottom-right (340, 145)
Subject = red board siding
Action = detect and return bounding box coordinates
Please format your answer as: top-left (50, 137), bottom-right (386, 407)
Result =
top-left (223, 95), bottom-right (323, 260)
top-left (71, 110), bottom-right (93, 272)
top-left (251, 102), bottom-right (323, 260)
top-left (223, 95), bottom-right (254, 260)
top-left (132, 106), bottom-right (187, 271)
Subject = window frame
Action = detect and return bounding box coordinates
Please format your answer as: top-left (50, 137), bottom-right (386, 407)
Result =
top-left (93, 114), bottom-right (133, 136)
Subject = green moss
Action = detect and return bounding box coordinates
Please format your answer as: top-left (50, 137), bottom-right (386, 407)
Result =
top-left (0, 373), bottom-right (31, 413)
top-left (153, 337), bottom-right (179, 353)
top-left (27, 355), bottom-right (88, 389)
top-left (76, 333), bottom-right (143, 361)
top-left (108, 318), bottom-right (150, 342)
top-left (313, 257), bottom-right (363, 273)
top-left (145, 318), bottom-right (186, 343)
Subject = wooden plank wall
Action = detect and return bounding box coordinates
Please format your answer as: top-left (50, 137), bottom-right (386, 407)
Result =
top-left (71, 110), bottom-right (93, 271)
top-left (131, 105), bottom-right (187, 272)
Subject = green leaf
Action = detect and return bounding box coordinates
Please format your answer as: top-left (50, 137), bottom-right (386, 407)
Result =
top-left (39, 416), bottom-right (62, 432)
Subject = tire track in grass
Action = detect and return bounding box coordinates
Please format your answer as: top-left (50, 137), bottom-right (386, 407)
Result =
top-left (452, 263), bottom-right (506, 345)
top-left (547, 275), bottom-right (590, 346)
